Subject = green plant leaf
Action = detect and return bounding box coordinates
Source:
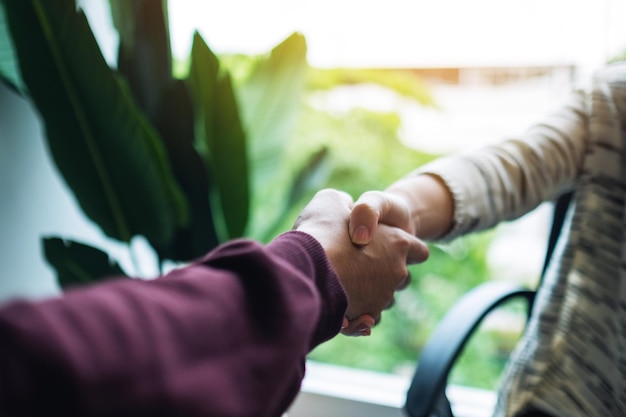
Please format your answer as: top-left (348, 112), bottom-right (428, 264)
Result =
top-left (109, 0), bottom-right (217, 259)
top-left (260, 146), bottom-right (331, 242)
top-left (42, 237), bottom-right (127, 289)
top-left (285, 146), bottom-right (330, 208)
top-left (152, 79), bottom-right (220, 261)
top-left (237, 32), bottom-right (308, 186)
top-left (0, 1), bottom-right (25, 93)
top-left (3, 0), bottom-right (188, 244)
top-left (188, 32), bottom-right (249, 241)
top-left (108, 0), bottom-right (136, 51)
top-left (111, 0), bottom-right (172, 117)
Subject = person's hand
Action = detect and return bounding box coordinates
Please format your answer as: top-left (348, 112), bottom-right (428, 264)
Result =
top-left (294, 189), bottom-right (429, 336)
top-left (349, 190), bottom-right (415, 246)
top-left (345, 190), bottom-right (419, 335)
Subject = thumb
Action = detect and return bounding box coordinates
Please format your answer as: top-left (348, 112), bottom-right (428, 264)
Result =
top-left (349, 202), bottom-right (379, 246)
top-left (349, 191), bottom-right (413, 245)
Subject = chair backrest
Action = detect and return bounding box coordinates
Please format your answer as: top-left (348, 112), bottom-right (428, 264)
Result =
top-left (404, 191), bottom-right (575, 417)
top-left (540, 191), bottom-right (574, 279)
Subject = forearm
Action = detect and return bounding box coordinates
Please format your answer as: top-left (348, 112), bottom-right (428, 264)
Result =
top-left (0, 232), bottom-right (346, 417)
top-left (393, 90), bottom-right (587, 241)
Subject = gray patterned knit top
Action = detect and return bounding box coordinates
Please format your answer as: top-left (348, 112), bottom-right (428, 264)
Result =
top-left (415, 62), bottom-right (626, 417)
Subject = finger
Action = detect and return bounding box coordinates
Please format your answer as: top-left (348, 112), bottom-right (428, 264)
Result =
top-left (358, 191), bottom-right (413, 229)
top-left (306, 189), bottom-right (353, 214)
top-left (294, 188), bottom-right (353, 230)
top-left (350, 191), bottom-right (413, 245)
top-left (405, 234), bottom-right (430, 265)
top-left (396, 272), bottom-right (412, 290)
top-left (341, 317), bottom-right (349, 329)
top-left (340, 314), bottom-right (376, 337)
top-left (348, 201), bottom-right (380, 246)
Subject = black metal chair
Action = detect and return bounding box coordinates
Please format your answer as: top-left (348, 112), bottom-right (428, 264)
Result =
top-left (404, 191), bottom-right (573, 417)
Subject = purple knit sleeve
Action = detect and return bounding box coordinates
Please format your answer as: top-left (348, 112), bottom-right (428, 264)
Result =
top-left (0, 231), bottom-right (347, 417)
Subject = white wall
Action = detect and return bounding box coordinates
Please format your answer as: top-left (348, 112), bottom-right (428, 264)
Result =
top-left (0, 85), bottom-right (60, 300)
top-left (0, 84), bottom-right (131, 302)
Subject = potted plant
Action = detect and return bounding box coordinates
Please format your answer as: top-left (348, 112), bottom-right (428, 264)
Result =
top-left (0, 0), bottom-right (328, 286)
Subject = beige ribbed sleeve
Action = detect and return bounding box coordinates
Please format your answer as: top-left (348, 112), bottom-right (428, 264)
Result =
top-left (412, 89), bottom-right (589, 241)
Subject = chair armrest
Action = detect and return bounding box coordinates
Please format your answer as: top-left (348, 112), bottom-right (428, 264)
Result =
top-left (404, 281), bottom-right (535, 417)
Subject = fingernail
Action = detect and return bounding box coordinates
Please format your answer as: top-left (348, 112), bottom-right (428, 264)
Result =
top-left (352, 226), bottom-right (370, 244)
top-left (341, 317), bottom-right (349, 329)
top-left (359, 327), bottom-right (371, 336)
top-left (363, 316), bottom-right (376, 328)
top-left (356, 323), bottom-right (371, 333)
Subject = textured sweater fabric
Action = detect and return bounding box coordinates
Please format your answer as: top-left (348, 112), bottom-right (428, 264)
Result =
top-left (417, 62), bottom-right (626, 417)
top-left (0, 231), bottom-right (347, 417)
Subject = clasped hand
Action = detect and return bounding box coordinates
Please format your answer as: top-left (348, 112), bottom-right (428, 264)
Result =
top-left (294, 189), bottom-right (428, 336)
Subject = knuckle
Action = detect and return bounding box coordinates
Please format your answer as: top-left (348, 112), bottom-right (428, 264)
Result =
top-left (315, 188), bottom-right (335, 198)
top-left (361, 190), bottom-right (384, 200)
top-left (394, 234), bottom-right (412, 252)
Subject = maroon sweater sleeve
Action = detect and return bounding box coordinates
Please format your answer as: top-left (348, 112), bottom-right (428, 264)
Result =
top-left (0, 231), bottom-right (347, 417)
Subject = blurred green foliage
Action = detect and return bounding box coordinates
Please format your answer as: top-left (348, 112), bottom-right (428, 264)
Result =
top-left (276, 67), bottom-right (530, 390)
top-left (1, 0), bottom-right (322, 285)
top-left (307, 67), bottom-right (437, 107)
top-left (2, 0), bottom-right (530, 389)
top-left (609, 50), bottom-right (626, 64)
top-left (305, 44), bottom-right (625, 392)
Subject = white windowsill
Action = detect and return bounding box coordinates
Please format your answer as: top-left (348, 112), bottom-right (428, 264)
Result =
top-left (288, 361), bottom-right (496, 417)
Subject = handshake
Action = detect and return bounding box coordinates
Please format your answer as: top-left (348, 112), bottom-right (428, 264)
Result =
top-left (293, 189), bottom-right (430, 337)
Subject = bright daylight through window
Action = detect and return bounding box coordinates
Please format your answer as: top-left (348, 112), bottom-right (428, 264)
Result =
top-left (165, 0), bottom-right (626, 401)
top-left (38, 0), bottom-right (626, 415)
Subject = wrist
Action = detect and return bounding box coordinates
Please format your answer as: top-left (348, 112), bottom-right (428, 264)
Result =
top-left (386, 174), bottom-right (453, 240)
top-left (384, 186), bottom-right (420, 237)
